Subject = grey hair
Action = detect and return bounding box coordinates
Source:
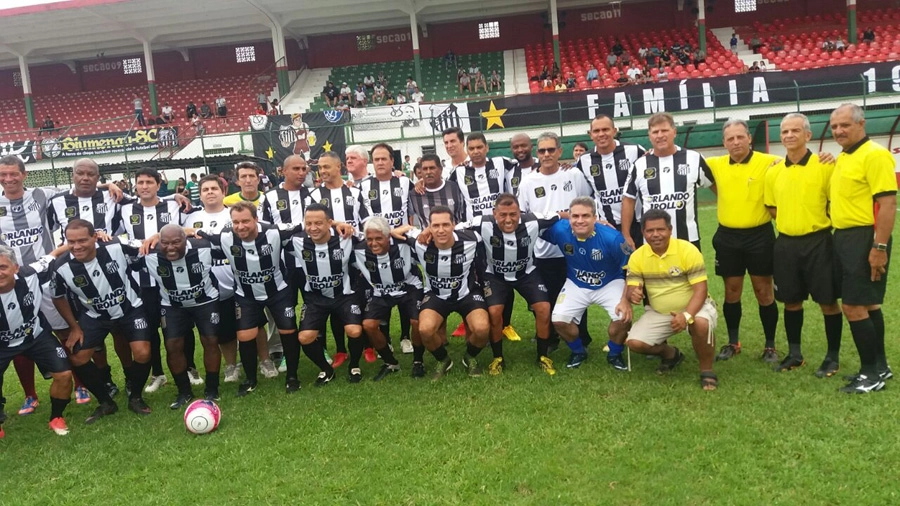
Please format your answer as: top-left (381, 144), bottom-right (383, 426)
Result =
top-left (0, 245), bottom-right (18, 265)
top-left (781, 113), bottom-right (812, 133)
top-left (73, 158), bottom-right (99, 173)
top-left (363, 216), bottom-right (391, 237)
top-left (834, 103), bottom-right (865, 123)
top-left (537, 131), bottom-right (560, 148)
top-left (569, 196), bottom-right (597, 215)
top-left (159, 223), bottom-right (186, 240)
top-left (345, 145), bottom-right (369, 161)
top-left (723, 118), bottom-right (750, 136)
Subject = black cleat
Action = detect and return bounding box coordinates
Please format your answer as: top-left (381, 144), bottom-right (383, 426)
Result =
top-left (715, 343), bottom-right (741, 361)
top-left (85, 401), bottom-right (118, 425)
top-left (168, 393), bottom-right (194, 410)
top-left (607, 353), bottom-right (628, 371)
top-left (839, 374), bottom-right (885, 394)
top-left (761, 347), bottom-right (780, 363)
top-left (236, 380), bottom-right (257, 397)
top-left (204, 390), bottom-right (221, 402)
top-left (411, 361), bottom-right (426, 379)
top-left (815, 358), bottom-right (840, 378)
top-left (373, 363), bottom-right (401, 381)
top-left (348, 368), bottom-right (363, 383)
top-left (315, 369), bottom-right (335, 387)
top-left (285, 377), bottom-right (301, 394)
top-left (774, 355), bottom-right (805, 372)
top-left (128, 398), bottom-right (152, 416)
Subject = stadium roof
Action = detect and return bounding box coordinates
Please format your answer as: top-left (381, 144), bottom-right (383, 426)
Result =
top-left (0, 0), bottom-right (631, 70)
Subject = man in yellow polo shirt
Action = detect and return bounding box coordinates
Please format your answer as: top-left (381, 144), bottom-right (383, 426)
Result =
top-left (625, 209), bottom-right (718, 390)
top-left (706, 119), bottom-right (781, 364)
top-left (829, 103), bottom-right (897, 394)
top-left (223, 162), bottom-right (264, 207)
top-left (764, 113), bottom-right (843, 377)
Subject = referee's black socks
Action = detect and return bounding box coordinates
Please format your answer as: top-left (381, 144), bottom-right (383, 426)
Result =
top-left (869, 308), bottom-right (887, 370)
top-left (824, 312), bottom-right (843, 361)
top-left (848, 318), bottom-right (878, 376)
top-left (759, 302), bottom-right (779, 348)
top-left (723, 301), bottom-right (742, 345)
top-left (72, 362), bottom-right (114, 405)
top-left (784, 308), bottom-right (803, 357)
top-left (239, 340), bottom-right (258, 384)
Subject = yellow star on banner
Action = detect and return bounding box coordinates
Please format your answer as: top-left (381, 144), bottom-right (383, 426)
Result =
top-left (480, 101), bottom-right (507, 130)
top-left (322, 139), bottom-right (333, 152)
top-left (265, 146), bottom-right (274, 159)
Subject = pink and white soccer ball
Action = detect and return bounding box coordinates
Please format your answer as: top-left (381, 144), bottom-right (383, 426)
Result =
top-left (184, 399), bottom-right (221, 434)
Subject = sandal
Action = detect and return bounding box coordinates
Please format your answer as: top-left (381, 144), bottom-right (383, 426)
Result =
top-left (700, 371), bottom-right (718, 391)
top-left (656, 347), bottom-right (684, 375)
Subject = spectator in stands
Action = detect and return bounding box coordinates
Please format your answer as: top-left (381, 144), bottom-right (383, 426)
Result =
top-left (444, 50), bottom-right (457, 69)
top-left (749, 61), bottom-right (761, 73)
top-left (566, 72), bottom-right (576, 89)
top-left (322, 81), bottom-right (338, 107)
top-left (638, 45), bottom-right (648, 60)
top-left (473, 71), bottom-right (487, 93)
top-left (694, 48), bottom-right (706, 64)
top-left (657, 67), bottom-right (669, 82)
top-left (621, 51), bottom-right (632, 68)
top-left (161, 102), bottom-right (174, 123)
top-left (255, 103), bottom-right (266, 115)
top-left (770, 38), bottom-right (784, 52)
top-left (377, 70), bottom-right (388, 88)
top-left (572, 142), bottom-right (588, 160)
top-left (539, 65), bottom-right (550, 81)
top-left (640, 66), bottom-right (653, 84)
top-left (759, 62), bottom-right (767, 72)
top-left (38, 115), bottom-right (55, 136)
top-left (268, 99), bottom-right (282, 115)
top-left (354, 85), bottom-right (367, 107)
top-left (411, 87), bottom-right (425, 103)
top-left (186, 173), bottom-right (200, 206)
top-left (671, 41), bottom-right (682, 53)
top-left (458, 71), bottom-right (472, 93)
top-left (363, 74), bottom-right (375, 91)
top-left (606, 52), bottom-right (618, 70)
top-left (750, 34), bottom-right (762, 53)
top-left (659, 49), bottom-right (672, 66)
top-left (823, 38), bottom-right (836, 52)
top-left (175, 177), bottom-right (187, 199)
top-left (542, 76), bottom-right (554, 92)
top-left (469, 63), bottom-right (480, 75)
top-left (199, 101), bottom-right (213, 119)
top-left (554, 79), bottom-right (567, 92)
top-left (133, 94), bottom-right (146, 127)
top-left (612, 39), bottom-right (624, 56)
top-left (863, 27), bottom-right (875, 44)
top-left (158, 172), bottom-right (171, 197)
top-left (403, 155), bottom-right (411, 175)
top-left (191, 113), bottom-right (205, 135)
top-left (396, 92), bottom-right (407, 104)
top-left (730, 33), bottom-right (738, 53)
top-left (676, 49), bottom-right (691, 66)
top-left (650, 44), bottom-right (661, 57)
top-left (385, 93), bottom-right (395, 106)
top-left (616, 73), bottom-right (628, 85)
top-left (835, 37), bottom-right (846, 53)
top-left (405, 77), bottom-right (417, 97)
top-left (257, 92), bottom-right (268, 113)
top-left (340, 82), bottom-right (352, 102)
top-left (373, 81), bottom-right (385, 104)
top-left (186, 101), bottom-right (197, 120)
top-left (216, 95), bottom-right (227, 117)
top-left (645, 50), bottom-right (656, 68)
top-left (626, 65), bottom-right (642, 83)
top-left (489, 70), bottom-right (502, 91)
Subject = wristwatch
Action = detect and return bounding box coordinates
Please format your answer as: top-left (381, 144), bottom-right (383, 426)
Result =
top-left (682, 312), bottom-right (695, 325)
top-left (873, 243), bottom-right (888, 251)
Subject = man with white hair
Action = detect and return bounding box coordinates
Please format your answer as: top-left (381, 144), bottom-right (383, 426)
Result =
top-left (345, 145), bottom-right (371, 184)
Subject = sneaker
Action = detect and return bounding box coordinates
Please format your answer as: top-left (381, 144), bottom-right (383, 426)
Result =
top-left (431, 357), bottom-right (454, 380)
top-left (400, 339), bottom-right (414, 354)
top-left (84, 401), bottom-right (118, 425)
top-left (331, 352), bottom-right (348, 368)
top-left (277, 357), bottom-right (287, 373)
top-left (462, 355), bottom-right (483, 377)
top-left (364, 347), bottom-right (377, 363)
top-left (839, 374), bottom-right (885, 394)
top-left (144, 375), bottom-right (167, 393)
top-left (49, 417), bottom-right (69, 436)
top-left (168, 393), bottom-right (194, 410)
top-left (538, 356), bottom-right (557, 376)
top-left (259, 359), bottom-right (279, 379)
top-left (814, 358), bottom-right (840, 378)
top-left (502, 325), bottom-right (522, 341)
top-left (373, 363), bottom-right (401, 381)
top-left (236, 380), bottom-right (257, 397)
top-left (17, 396), bottom-right (38, 416)
top-left (607, 354), bottom-right (628, 372)
top-left (128, 398), bottom-right (152, 416)
top-left (269, 351), bottom-right (284, 364)
top-left (715, 343), bottom-right (741, 361)
top-left (204, 390), bottom-right (221, 402)
top-left (187, 367), bottom-right (204, 385)
top-left (285, 377), bottom-right (301, 394)
top-left (761, 347), bottom-right (779, 363)
top-left (106, 381), bottom-right (119, 398)
top-left (567, 352), bottom-right (588, 369)
top-left (315, 369), bottom-right (336, 387)
top-left (774, 355), bottom-right (805, 372)
top-left (411, 361), bottom-right (426, 379)
top-left (487, 357), bottom-right (504, 376)
top-left (223, 364), bottom-right (240, 383)
top-left (349, 367), bottom-right (363, 383)
top-left (75, 387), bottom-right (91, 405)
top-left (451, 321), bottom-right (467, 337)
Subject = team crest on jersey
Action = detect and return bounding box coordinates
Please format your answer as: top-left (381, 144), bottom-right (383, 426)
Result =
top-left (319, 198), bottom-right (330, 206)
top-left (488, 169), bottom-right (499, 179)
top-left (260, 244), bottom-right (273, 256)
top-left (23, 292), bottom-right (34, 307)
top-left (302, 249), bottom-right (313, 262)
top-left (453, 254), bottom-right (465, 265)
top-left (521, 236), bottom-right (531, 247)
top-left (590, 164), bottom-right (601, 176)
top-left (365, 260), bottom-right (376, 272)
top-left (392, 258), bottom-right (404, 269)
top-left (191, 263), bottom-right (203, 274)
top-left (130, 214), bottom-right (142, 225)
top-left (538, 283), bottom-right (547, 292)
top-left (669, 266), bottom-right (683, 276)
top-left (472, 294), bottom-right (484, 302)
top-left (332, 249), bottom-right (344, 261)
top-left (618, 159), bottom-right (631, 172)
top-left (65, 206), bottom-right (77, 218)
top-left (565, 181), bottom-right (574, 192)
top-left (95, 203), bottom-right (108, 214)
top-left (393, 187), bottom-right (403, 197)
top-left (210, 312), bottom-right (219, 324)
top-left (591, 249), bottom-right (603, 261)
top-left (160, 213), bottom-right (172, 224)
top-left (134, 318), bottom-right (147, 330)
top-left (106, 261), bottom-right (119, 274)
top-left (534, 187), bottom-right (546, 198)
top-left (464, 175), bottom-right (474, 185)
top-left (483, 282), bottom-right (492, 297)
top-left (73, 275), bottom-right (88, 288)
top-left (276, 199), bottom-right (288, 211)
top-left (490, 236), bottom-right (501, 247)
top-left (563, 244), bottom-right (574, 255)
top-left (511, 177), bottom-right (520, 188)
top-left (368, 190), bottom-right (377, 199)
top-left (644, 167), bottom-right (657, 179)
top-left (284, 306), bottom-right (295, 318)
top-left (230, 245), bottom-right (242, 257)
top-left (676, 164), bottom-right (689, 176)
top-left (350, 304), bottom-right (361, 315)
top-left (424, 253), bottom-right (436, 264)
top-left (193, 221), bottom-right (203, 228)
top-left (157, 266), bottom-right (170, 277)
top-left (0, 207), bottom-right (6, 217)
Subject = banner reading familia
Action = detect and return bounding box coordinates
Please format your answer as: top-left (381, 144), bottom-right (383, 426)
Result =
top-left (250, 111), bottom-right (348, 168)
top-left (38, 126), bottom-right (178, 159)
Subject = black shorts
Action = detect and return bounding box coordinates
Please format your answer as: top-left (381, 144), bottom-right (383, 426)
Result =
top-left (834, 227), bottom-right (891, 306)
top-left (217, 297), bottom-right (238, 344)
top-left (140, 287), bottom-right (163, 329)
top-left (364, 288), bottom-right (421, 322)
top-left (300, 293), bottom-right (364, 331)
top-left (419, 291), bottom-right (487, 320)
top-left (484, 271), bottom-right (550, 307)
top-left (77, 306), bottom-right (151, 353)
top-left (0, 331), bottom-right (70, 375)
top-left (235, 288), bottom-right (296, 332)
top-left (773, 230), bottom-right (838, 304)
top-left (161, 303), bottom-right (220, 340)
top-left (713, 223), bottom-right (775, 277)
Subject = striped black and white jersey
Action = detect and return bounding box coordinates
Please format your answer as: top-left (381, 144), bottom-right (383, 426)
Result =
top-left (119, 199), bottom-right (184, 287)
top-left (261, 186), bottom-right (309, 227)
top-left (448, 157), bottom-right (514, 221)
top-left (184, 208), bottom-right (234, 299)
top-left (47, 190), bottom-right (121, 236)
top-left (462, 213), bottom-right (557, 282)
top-left (51, 240), bottom-right (143, 320)
top-left (517, 168), bottom-right (594, 259)
top-left (358, 176), bottom-right (412, 228)
top-left (0, 188), bottom-right (62, 264)
top-left (506, 157), bottom-right (538, 196)
top-left (351, 237), bottom-right (422, 298)
top-left (0, 254), bottom-right (57, 349)
top-left (408, 181), bottom-right (466, 228)
top-left (577, 142), bottom-right (646, 225)
top-left (143, 239), bottom-right (219, 308)
top-left (198, 223), bottom-right (294, 301)
top-left (406, 228), bottom-right (482, 301)
top-left (625, 147), bottom-right (715, 243)
top-left (289, 229), bottom-right (355, 299)
top-left (305, 185), bottom-right (369, 229)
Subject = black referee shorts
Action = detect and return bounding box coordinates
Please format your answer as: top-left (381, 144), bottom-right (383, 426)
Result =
top-left (363, 287), bottom-right (421, 322)
top-left (76, 306), bottom-right (152, 353)
top-left (420, 291), bottom-right (487, 320)
top-left (483, 271), bottom-right (550, 308)
top-left (773, 230), bottom-right (838, 304)
top-left (833, 226), bottom-right (891, 306)
top-left (300, 293), bottom-right (364, 331)
top-left (712, 223), bottom-right (775, 277)
top-left (0, 331), bottom-right (70, 376)
top-left (236, 288), bottom-right (296, 332)
top-left (161, 303), bottom-right (220, 340)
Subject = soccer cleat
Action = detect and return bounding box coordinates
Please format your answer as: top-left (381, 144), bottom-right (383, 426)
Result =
top-left (18, 396), bottom-right (38, 416)
top-left (259, 359), bottom-right (279, 379)
top-left (774, 355), bottom-right (805, 372)
top-left (567, 352), bottom-right (588, 369)
top-left (84, 401), bottom-right (118, 425)
top-left (315, 369), bottom-right (336, 387)
top-left (331, 352), bottom-right (348, 368)
top-left (236, 380), bottom-right (257, 397)
top-left (814, 358), bottom-right (840, 378)
top-left (400, 339), bottom-right (414, 354)
top-left (269, 351), bottom-right (284, 364)
top-left (487, 357), bottom-right (504, 376)
top-left (168, 393), bottom-right (194, 410)
top-left (285, 377), bottom-right (301, 394)
top-left (49, 417), bottom-right (69, 436)
top-left (502, 325), bottom-right (522, 341)
top-left (204, 390), bottom-right (221, 402)
top-left (411, 362), bottom-right (426, 379)
top-left (607, 354), bottom-right (628, 372)
top-left (451, 321), bottom-right (467, 337)
top-left (538, 356), bottom-right (557, 376)
top-left (431, 357), bottom-right (454, 380)
top-left (881, 366), bottom-right (894, 381)
top-left (128, 398), bottom-right (152, 416)
top-left (761, 348), bottom-right (780, 363)
top-left (106, 381), bottom-right (119, 398)
top-left (75, 387), bottom-right (91, 405)
top-left (463, 355), bottom-right (483, 377)
top-left (349, 368), bottom-right (363, 383)
top-left (839, 374), bottom-right (885, 394)
top-left (223, 364), bottom-right (240, 383)
top-left (364, 347), bottom-right (377, 363)
top-left (373, 363), bottom-right (401, 382)
top-left (187, 367), bottom-right (204, 385)
top-left (715, 343), bottom-right (741, 361)
top-left (277, 357), bottom-right (287, 373)
top-left (144, 375), bottom-right (167, 393)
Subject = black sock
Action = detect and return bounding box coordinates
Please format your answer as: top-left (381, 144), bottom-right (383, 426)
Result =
top-left (536, 338), bottom-right (550, 358)
top-left (50, 396), bottom-right (70, 421)
top-left (332, 319), bottom-right (346, 353)
top-left (466, 342), bottom-right (483, 358)
top-left (150, 332), bottom-right (164, 376)
top-left (784, 308), bottom-right (803, 357)
top-left (400, 318), bottom-right (410, 342)
top-left (280, 331), bottom-right (301, 379)
top-left (316, 331), bottom-right (327, 349)
top-left (239, 340), bottom-right (258, 383)
top-left (502, 297), bottom-right (514, 327)
top-left (301, 340), bottom-right (334, 373)
top-left (760, 302), bottom-right (779, 348)
top-left (723, 301), bottom-right (742, 344)
top-left (100, 365), bottom-right (113, 384)
top-left (173, 370), bottom-right (192, 396)
top-left (432, 345), bottom-right (448, 362)
top-left (205, 372), bottom-right (219, 395)
top-left (129, 361), bottom-right (151, 399)
top-left (413, 345), bottom-right (425, 363)
top-left (869, 309), bottom-right (887, 369)
top-left (848, 318), bottom-right (878, 377)
top-left (377, 346), bottom-right (398, 366)
top-left (379, 321), bottom-right (390, 343)
top-left (72, 362), bottom-right (113, 404)
top-left (490, 339), bottom-right (503, 358)
top-left (824, 313), bottom-right (843, 361)
top-left (348, 337), bottom-right (364, 369)
top-left (183, 335), bottom-right (197, 370)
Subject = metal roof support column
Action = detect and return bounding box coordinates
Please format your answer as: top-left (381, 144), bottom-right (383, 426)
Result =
top-left (18, 55), bottom-right (35, 128)
top-left (143, 40), bottom-right (159, 116)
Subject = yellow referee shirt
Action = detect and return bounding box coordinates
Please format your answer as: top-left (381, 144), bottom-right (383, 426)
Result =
top-left (830, 137), bottom-right (897, 230)
top-left (764, 150), bottom-right (833, 236)
top-left (706, 151), bottom-right (780, 228)
top-left (626, 238), bottom-right (708, 315)
top-left (223, 191), bottom-right (262, 208)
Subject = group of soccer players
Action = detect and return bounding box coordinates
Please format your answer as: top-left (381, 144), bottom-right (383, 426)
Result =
top-left (0, 101), bottom-right (894, 439)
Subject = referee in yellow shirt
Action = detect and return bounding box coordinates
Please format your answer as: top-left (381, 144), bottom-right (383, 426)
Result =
top-left (764, 113), bottom-right (843, 377)
top-left (829, 103), bottom-right (897, 394)
top-left (706, 119), bottom-right (780, 363)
